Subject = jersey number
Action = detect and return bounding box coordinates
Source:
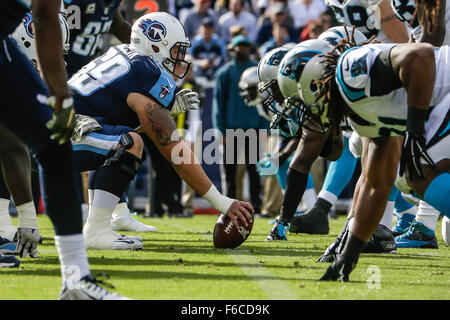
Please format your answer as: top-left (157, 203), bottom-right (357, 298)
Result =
top-left (330, 4), bottom-right (380, 38)
top-left (69, 48), bottom-right (130, 96)
top-left (72, 20), bottom-right (113, 57)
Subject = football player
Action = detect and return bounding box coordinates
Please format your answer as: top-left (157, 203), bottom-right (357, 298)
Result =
top-left (389, 0), bottom-right (449, 248)
top-left (0, 0), bottom-right (127, 298)
top-left (67, 12), bottom-right (254, 250)
top-left (293, 34), bottom-right (450, 282)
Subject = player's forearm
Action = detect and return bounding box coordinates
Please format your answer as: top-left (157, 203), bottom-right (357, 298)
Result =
top-left (32, 0), bottom-right (69, 98)
top-left (379, 0), bottom-right (409, 43)
top-left (110, 12), bottom-right (132, 44)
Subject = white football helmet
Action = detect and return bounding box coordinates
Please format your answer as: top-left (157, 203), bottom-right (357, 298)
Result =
top-left (318, 26), bottom-right (368, 47)
top-left (257, 47), bottom-right (290, 109)
top-left (389, 0), bottom-right (417, 25)
top-left (130, 12), bottom-right (191, 79)
top-left (11, 10), bottom-right (70, 70)
top-left (277, 39), bottom-right (334, 133)
top-left (239, 66), bottom-right (269, 107)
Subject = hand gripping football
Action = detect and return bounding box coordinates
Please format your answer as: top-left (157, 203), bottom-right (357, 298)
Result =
top-left (213, 213), bottom-right (254, 249)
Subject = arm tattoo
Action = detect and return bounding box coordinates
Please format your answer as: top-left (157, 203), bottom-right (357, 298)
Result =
top-left (381, 14), bottom-right (396, 24)
top-left (145, 102), bottom-right (179, 147)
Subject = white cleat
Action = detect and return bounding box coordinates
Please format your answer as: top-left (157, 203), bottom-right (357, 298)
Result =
top-left (111, 231), bottom-right (143, 243)
top-left (111, 212), bottom-right (158, 233)
top-left (84, 228), bottom-right (143, 250)
top-left (0, 225), bottom-right (17, 242)
top-left (59, 275), bottom-right (131, 300)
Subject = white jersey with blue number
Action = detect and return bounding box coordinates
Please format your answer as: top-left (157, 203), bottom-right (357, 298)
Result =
top-left (336, 43), bottom-right (450, 140)
top-left (326, 0), bottom-right (390, 42)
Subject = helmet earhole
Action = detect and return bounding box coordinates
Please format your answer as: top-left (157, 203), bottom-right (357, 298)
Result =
top-left (310, 81), bottom-right (318, 93)
top-left (152, 45), bottom-right (160, 53)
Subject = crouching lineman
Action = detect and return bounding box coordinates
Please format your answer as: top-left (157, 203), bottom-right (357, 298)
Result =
top-left (292, 34), bottom-right (450, 281)
top-left (68, 12), bottom-right (253, 250)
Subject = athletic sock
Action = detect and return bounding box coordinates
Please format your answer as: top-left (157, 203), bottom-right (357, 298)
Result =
top-left (424, 172), bottom-right (450, 218)
top-left (112, 202), bottom-right (130, 219)
top-left (0, 198), bottom-right (12, 226)
top-left (299, 187), bottom-right (317, 211)
top-left (415, 200), bottom-right (439, 232)
top-left (394, 192), bottom-right (416, 217)
top-left (54, 234), bottom-right (90, 288)
top-left (279, 168), bottom-right (309, 223)
top-left (85, 190), bottom-right (119, 232)
top-left (379, 201), bottom-right (395, 231)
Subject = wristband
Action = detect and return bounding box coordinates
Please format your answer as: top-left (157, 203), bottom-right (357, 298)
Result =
top-left (407, 107), bottom-right (428, 136)
top-left (202, 184), bottom-right (234, 214)
top-left (17, 201), bottom-right (39, 229)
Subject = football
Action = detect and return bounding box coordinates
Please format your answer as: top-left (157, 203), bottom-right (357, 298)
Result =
top-left (213, 213), bottom-right (254, 249)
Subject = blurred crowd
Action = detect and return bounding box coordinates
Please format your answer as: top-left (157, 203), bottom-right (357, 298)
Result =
top-left (110, 0), bottom-right (343, 218)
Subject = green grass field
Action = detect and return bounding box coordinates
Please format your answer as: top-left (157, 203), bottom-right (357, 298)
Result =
top-left (0, 214), bottom-right (449, 300)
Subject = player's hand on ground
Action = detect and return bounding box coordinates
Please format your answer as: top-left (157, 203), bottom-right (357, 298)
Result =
top-left (15, 227), bottom-right (41, 258)
top-left (171, 89), bottom-right (200, 116)
top-left (46, 96), bottom-right (76, 144)
top-left (226, 200), bottom-right (254, 230)
top-left (319, 254), bottom-right (357, 282)
top-left (400, 132), bottom-right (436, 180)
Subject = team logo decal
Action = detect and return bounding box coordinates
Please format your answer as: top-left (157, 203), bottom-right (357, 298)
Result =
top-left (159, 84), bottom-right (171, 99)
top-left (280, 51), bottom-right (319, 81)
top-left (138, 19), bottom-right (166, 42)
top-left (267, 50), bottom-right (287, 66)
top-left (350, 53), bottom-right (368, 78)
top-left (23, 13), bottom-right (34, 38)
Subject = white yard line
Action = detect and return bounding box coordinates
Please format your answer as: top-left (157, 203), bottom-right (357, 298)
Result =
top-left (163, 221), bottom-right (298, 300)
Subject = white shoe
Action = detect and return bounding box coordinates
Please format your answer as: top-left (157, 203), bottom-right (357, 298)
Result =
top-left (84, 227), bottom-right (143, 250)
top-left (59, 275), bottom-right (131, 300)
top-left (111, 231), bottom-right (143, 243)
top-left (111, 212), bottom-right (158, 233)
top-left (0, 225), bottom-right (17, 242)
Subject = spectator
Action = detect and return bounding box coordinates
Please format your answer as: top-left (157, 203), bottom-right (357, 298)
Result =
top-left (189, 17), bottom-right (227, 80)
top-left (318, 9), bottom-right (337, 32)
top-left (219, 0), bottom-right (258, 42)
top-left (213, 35), bottom-right (269, 214)
top-left (255, 2), bottom-right (298, 45)
top-left (260, 22), bottom-right (290, 55)
top-left (288, 0), bottom-right (328, 29)
top-left (300, 20), bottom-right (323, 41)
top-left (182, 0), bottom-right (220, 40)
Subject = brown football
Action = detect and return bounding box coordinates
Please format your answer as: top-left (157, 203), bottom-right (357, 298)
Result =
top-left (213, 213), bottom-right (254, 249)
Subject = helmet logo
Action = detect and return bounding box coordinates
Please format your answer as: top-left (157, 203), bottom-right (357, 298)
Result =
top-left (280, 51), bottom-right (319, 82)
top-left (23, 13), bottom-right (34, 39)
top-left (267, 50), bottom-right (287, 66)
top-left (139, 19), bottom-right (167, 42)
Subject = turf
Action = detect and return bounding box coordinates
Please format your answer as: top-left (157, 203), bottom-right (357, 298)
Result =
top-left (0, 214), bottom-right (449, 300)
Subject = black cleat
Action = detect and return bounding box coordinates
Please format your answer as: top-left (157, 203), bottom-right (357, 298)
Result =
top-left (362, 225), bottom-right (397, 254)
top-left (265, 219), bottom-right (289, 241)
top-left (289, 206), bottom-right (329, 234)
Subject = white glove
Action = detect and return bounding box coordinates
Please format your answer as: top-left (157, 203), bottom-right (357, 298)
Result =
top-left (170, 89), bottom-right (200, 116)
top-left (15, 227), bottom-right (41, 258)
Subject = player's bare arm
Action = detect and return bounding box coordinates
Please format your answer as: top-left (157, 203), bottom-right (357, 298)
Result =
top-left (127, 92), bottom-right (254, 229)
top-left (379, 0), bottom-right (409, 43)
top-left (110, 10), bottom-right (132, 44)
top-left (32, 0), bottom-right (70, 111)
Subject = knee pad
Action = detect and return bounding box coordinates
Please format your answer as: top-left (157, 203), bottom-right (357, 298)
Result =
top-left (102, 133), bottom-right (142, 176)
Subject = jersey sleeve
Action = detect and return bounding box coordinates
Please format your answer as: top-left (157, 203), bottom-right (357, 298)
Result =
top-left (335, 46), bottom-right (372, 102)
top-left (132, 58), bottom-right (176, 110)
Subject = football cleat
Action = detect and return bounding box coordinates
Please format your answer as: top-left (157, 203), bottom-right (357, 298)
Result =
top-left (0, 253), bottom-right (20, 268)
top-left (84, 229), bottom-right (143, 250)
top-left (392, 212), bottom-right (415, 236)
top-left (289, 206), bottom-right (329, 234)
top-left (265, 219), bottom-right (289, 241)
top-left (111, 213), bottom-right (158, 233)
top-left (362, 225), bottom-right (397, 254)
top-left (395, 221), bottom-right (438, 249)
top-left (112, 231), bottom-right (143, 243)
top-left (59, 275), bottom-right (131, 300)
top-left (0, 225), bottom-right (17, 242)
top-left (0, 236), bottom-right (17, 255)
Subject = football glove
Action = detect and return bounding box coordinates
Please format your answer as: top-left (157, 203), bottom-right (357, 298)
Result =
top-left (399, 132), bottom-right (436, 180)
top-left (15, 227), bottom-right (41, 258)
top-left (270, 111), bottom-right (300, 137)
top-left (256, 154), bottom-right (278, 176)
top-left (171, 89), bottom-right (200, 116)
top-left (319, 254), bottom-right (358, 282)
top-left (45, 96), bottom-right (76, 145)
